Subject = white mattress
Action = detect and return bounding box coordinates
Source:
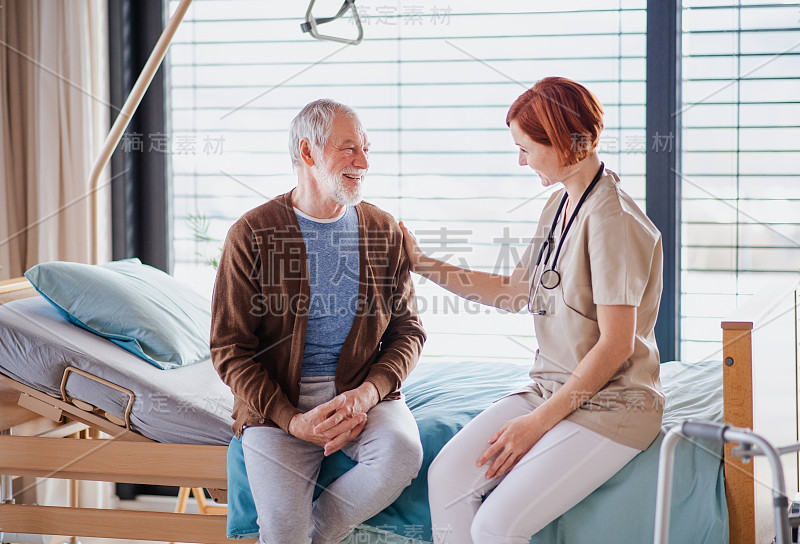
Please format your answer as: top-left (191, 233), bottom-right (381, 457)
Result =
top-left (0, 296), bottom-right (234, 445)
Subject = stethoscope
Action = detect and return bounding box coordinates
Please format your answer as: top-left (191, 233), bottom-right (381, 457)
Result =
top-left (528, 163), bottom-right (605, 315)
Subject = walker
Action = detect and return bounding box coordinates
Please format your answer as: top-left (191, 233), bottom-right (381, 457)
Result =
top-left (654, 421), bottom-right (800, 544)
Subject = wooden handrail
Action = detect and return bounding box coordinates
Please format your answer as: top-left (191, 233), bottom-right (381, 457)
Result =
top-left (0, 277), bottom-right (32, 295)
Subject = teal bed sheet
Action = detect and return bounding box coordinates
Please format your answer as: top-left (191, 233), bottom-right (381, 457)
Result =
top-left (227, 359), bottom-right (727, 543)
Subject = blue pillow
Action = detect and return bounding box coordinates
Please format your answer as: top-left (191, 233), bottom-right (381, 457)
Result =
top-left (24, 259), bottom-right (211, 370)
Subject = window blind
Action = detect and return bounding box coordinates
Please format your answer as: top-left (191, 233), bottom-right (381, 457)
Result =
top-left (680, 1), bottom-right (800, 362)
top-left (168, 0), bottom-right (647, 364)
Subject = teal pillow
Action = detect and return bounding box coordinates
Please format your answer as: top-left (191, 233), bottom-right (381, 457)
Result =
top-left (24, 259), bottom-right (211, 370)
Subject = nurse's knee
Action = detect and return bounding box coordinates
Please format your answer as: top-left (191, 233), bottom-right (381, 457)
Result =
top-left (471, 508), bottom-right (530, 544)
top-left (427, 447), bottom-right (454, 490)
top-left (427, 443), bottom-right (473, 500)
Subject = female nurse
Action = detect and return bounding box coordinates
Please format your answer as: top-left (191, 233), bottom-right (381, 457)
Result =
top-left (399, 76), bottom-right (664, 544)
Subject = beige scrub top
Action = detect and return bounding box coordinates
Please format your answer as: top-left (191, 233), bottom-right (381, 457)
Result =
top-left (517, 168), bottom-right (664, 451)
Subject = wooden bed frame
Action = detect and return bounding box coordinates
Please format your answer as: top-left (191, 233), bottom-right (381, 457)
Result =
top-left (721, 278), bottom-right (800, 544)
top-left (0, 277), bottom-right (797, 543)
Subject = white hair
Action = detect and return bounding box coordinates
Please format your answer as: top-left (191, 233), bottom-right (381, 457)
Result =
top-left (288, 99), bottom-right (361, 169)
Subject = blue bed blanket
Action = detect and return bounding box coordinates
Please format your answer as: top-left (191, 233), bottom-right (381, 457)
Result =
top-left (227, 359), bottom-right (727, 543)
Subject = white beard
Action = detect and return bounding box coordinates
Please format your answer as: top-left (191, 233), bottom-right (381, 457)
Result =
top-left (315, 157), bottom-right (366, 206)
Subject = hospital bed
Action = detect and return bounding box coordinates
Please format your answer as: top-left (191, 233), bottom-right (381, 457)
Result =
top-left (0, 276), bottom-right (798, 543)
top-left (2, 0), bottom-right (798, 539)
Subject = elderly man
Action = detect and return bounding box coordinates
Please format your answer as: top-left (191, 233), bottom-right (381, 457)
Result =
top-left (211, 99), bottom-right (425, 544)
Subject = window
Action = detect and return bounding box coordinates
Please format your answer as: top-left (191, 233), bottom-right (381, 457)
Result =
top-left (680, 1), bottom-right (800, 362)
top-left (168, 0), bottom-right (647, 364)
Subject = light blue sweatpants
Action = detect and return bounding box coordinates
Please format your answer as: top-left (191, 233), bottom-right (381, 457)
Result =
top-left (241, 376), bottom-right (423, 544)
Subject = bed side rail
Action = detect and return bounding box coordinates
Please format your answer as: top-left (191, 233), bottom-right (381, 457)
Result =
top-left (0, 436), bottom-right (227, 488)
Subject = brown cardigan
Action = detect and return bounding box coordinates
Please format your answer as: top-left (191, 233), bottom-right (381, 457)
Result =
top-left (210, 192), bottom-right (426, 437)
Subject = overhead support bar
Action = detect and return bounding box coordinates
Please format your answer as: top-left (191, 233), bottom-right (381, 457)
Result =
top-left (302, 0), bottom-right (364, 45)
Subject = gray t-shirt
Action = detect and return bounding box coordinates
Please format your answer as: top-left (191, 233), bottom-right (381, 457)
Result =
top-left (294, 206), bottom-right (360, 377)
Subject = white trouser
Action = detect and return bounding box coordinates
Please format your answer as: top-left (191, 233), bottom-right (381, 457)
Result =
top-left (428, 394), bottom-right (640, 544)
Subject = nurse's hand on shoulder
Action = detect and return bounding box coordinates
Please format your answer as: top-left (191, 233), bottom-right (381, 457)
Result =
top-left (399, 221), bottom-right (423, 271)
top-left (477, 413), bottom-right (545, 479)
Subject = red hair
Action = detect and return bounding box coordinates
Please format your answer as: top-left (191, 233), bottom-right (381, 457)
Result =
top-left (506, 77), bottom-right (604, 167)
